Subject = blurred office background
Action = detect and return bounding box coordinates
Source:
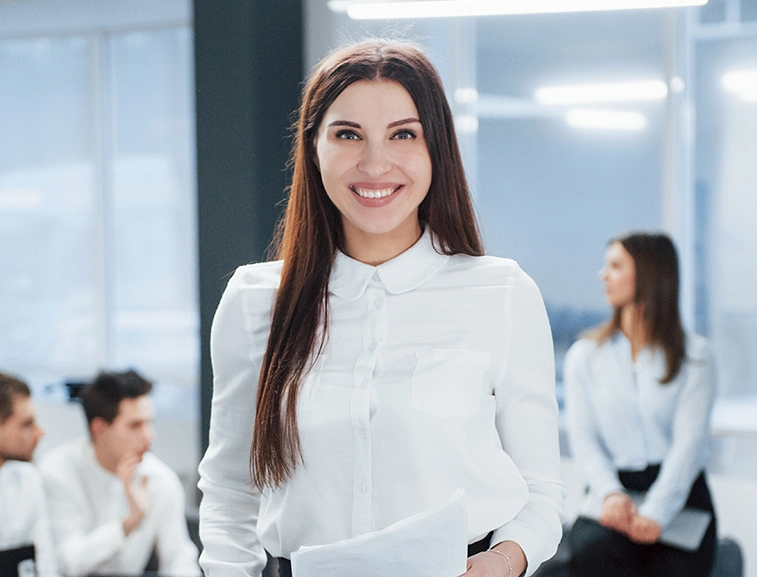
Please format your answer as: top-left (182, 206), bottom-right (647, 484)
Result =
top-left (1, 0), bottom-right (756, 570)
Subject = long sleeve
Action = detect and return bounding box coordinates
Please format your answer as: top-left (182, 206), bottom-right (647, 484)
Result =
top-left (197, 267), bottom-right (273, 577)
top-left (197, 242), bottom-right (563, 572)
top-left (490, 266), bottom-right (564, 577)
top-left (0, 462), bottom-right (60, 577)
top-left (41, 469), bottom-right (125, 576)
top-left (638, 337), bottom-right (716, 527)
top-left (155, 471), bottom-right (201, 576)
top-left (563, 340), bottom-right (625, 501)
top-left (30, 472), bottom-right (61, 577)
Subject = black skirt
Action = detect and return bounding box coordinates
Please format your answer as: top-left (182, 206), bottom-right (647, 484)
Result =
top-left (569, 465), bottom-right (717, 577)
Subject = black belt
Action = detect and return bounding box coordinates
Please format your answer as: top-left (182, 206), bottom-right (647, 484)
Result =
top-left (275, 531), bottom-right (493, 577)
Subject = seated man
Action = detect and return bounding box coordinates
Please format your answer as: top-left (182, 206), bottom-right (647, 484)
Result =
top-left (0, 372), bottom-right (58, 577)
top-left (40, 370), bottom-right (200, 577)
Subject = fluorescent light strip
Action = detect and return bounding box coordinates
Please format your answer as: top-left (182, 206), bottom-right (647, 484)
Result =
top-left (330, 0), bottom-right (708, 20)
top-left (455, 114), bottom-right (479, 133)
top-left (535, 80), bottom-right (668, 105)
top-left (722, 69), bottom-right (757, 102)
top-left (454, 87), bottom-right (479, 104)
top-left (566, 109), bottom-right (647, 131)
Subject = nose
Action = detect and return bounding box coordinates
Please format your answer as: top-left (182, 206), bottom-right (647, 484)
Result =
top-left (357, 140), bottom-right (392, 177)
top-left (599, 266), bottom-right (608, 281)
top-left (143, 424), bottom-right (154, 447)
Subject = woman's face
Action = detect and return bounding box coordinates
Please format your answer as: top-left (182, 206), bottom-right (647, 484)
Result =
top-left (315, 79), bottom-right (432, 258)
top-left (601, 242), bottom-right (636, 309)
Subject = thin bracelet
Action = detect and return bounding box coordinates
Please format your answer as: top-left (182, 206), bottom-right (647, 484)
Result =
top-left (488, 549), bottom-right (513, 577)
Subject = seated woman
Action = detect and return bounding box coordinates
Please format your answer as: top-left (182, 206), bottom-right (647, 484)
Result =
top-left (564, 232), bottom-right (717, 577)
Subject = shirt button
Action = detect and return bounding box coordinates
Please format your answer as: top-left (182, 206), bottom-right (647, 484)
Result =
top-left (373, 298), bottom-right (382, 309)
top-left (368, 343), bottom-right (377, 353)
top-left (359, 429), bottom-right (367, 439)
top-left (361, 379), bottom-right (369, 389)
top-left (358, 483), bottom-right (367, 493)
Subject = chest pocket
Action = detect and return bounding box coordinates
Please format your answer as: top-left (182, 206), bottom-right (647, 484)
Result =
top-left (411, 348), bottom-right (490, 421)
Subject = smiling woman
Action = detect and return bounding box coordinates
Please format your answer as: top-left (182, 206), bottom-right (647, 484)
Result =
top-left (198, 39), bottom-right (563, 577)
top-left (315, 79), bottom-right (433, 264)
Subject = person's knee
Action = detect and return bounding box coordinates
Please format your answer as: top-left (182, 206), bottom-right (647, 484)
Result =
top-left (570, 519), bottom-right (635, 574)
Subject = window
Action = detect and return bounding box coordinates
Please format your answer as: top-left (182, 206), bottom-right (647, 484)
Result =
top-left (0, 3), bottom-right (198, 466)
top-left (693, 7), bottom-right (757, 439)
top-left (309, 3), bottom-right (757, 416)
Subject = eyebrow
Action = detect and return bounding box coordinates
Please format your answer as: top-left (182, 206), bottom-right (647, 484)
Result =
top-left (327, 118), bottom-right (422, 129)
top-left (388, 117), bottom-right (421, 128)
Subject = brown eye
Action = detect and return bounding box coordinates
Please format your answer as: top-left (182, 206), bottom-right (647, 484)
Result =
top-left (391, 129), bottom-right (416, 140)
top-left (336, 129), bottom-right (360, 140)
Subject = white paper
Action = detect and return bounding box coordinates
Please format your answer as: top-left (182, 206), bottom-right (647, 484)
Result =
top-left (291, 489), bottom-right (468, 577)
top-left (583, 492), bottom-right (712, 551)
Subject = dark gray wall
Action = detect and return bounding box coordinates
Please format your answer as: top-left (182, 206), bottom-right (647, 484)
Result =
top-left (194, 1), bottom-right (304, 454)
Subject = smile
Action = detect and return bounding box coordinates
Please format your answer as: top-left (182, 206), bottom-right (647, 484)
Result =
top-left (350, 185), bottom-right (402, 199)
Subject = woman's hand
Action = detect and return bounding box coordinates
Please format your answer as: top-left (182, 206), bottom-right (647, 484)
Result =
top-left (627, 515), bottom-right (662, 544)
top-left (460, 541), bottom-right (526, 577)
top-left (598, 492), bottom-right (636, 534)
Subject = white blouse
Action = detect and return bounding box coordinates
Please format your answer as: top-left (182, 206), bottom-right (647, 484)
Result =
top-left (564, 332), bottom-right (715, 528)
top-left (198, 229), bottom-right (563, 577)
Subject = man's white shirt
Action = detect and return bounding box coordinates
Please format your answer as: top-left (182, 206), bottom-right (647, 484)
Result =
top-left (39, 438), bottom-right (200, 577)
top-left (0, 460), bottom-right (59, 577)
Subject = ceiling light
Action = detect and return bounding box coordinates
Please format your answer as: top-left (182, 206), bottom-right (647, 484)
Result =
top-left (535, 80), bottom-right (668, 105)
top-left (669, 76), bottom-right (686, 93)
top-left (565, 109), bottom-right (647, 130)
top-left (454, 88), bottom-right (479, 104)
top-left (328, 0), bottom-right (708, 20)
top-left (455, 114), bottom-right (479, 133)
top-left (722, 69), bottom-right (757, 102)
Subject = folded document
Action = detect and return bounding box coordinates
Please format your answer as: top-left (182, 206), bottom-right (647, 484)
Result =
top-left (291, 489), bottom-right (468, 577)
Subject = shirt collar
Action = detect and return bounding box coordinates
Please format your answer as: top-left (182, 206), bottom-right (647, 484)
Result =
top-left (329, 228), bottom-right (450, 300)
top-left (85, 439), bottom-right (118, 481)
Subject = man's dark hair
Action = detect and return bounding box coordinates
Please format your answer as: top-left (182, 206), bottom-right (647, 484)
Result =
top-left (80, 370), bottom-right (152, 426)
top-left (0, 372), bottom-right (31, 424)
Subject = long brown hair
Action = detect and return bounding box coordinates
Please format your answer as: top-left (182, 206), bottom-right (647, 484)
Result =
top-left (251, 39), bottom-right (485, 489)
top-left (592, 232), bottom-right (685, 383)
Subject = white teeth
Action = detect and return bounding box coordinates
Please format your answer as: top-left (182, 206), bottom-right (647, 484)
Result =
top-left (352, 187), bottom-right (397, 199)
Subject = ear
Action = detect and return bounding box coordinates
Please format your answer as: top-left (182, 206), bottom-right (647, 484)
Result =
top-left (90, 417), bottom-right (107, 442)
top-left (310, 137), bottom-right (321, 171)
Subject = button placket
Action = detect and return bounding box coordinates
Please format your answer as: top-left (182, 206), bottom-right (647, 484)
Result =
top-left (628, 360), bottom-right (649, 465)
top-left (349, 284), bottom-right (384, 536)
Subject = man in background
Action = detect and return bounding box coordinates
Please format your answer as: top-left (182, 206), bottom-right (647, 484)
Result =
top-left (0, 372), bottom-right (58, 577)
top-left (39, 370), bottom-right (200, 577)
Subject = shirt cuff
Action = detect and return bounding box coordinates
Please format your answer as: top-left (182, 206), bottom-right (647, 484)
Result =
top-left (638, 496), bottom-right (679, 528)
top-left (491, 519), bottom-right (562, 577)
top-left (591, 477), bottom-right (625, 503)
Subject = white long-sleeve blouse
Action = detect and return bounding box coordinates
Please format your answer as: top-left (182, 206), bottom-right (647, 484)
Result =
top-left (564, 332), bottom-right (716, 528)
top-left (198, 229), bottom-right (564, 577)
